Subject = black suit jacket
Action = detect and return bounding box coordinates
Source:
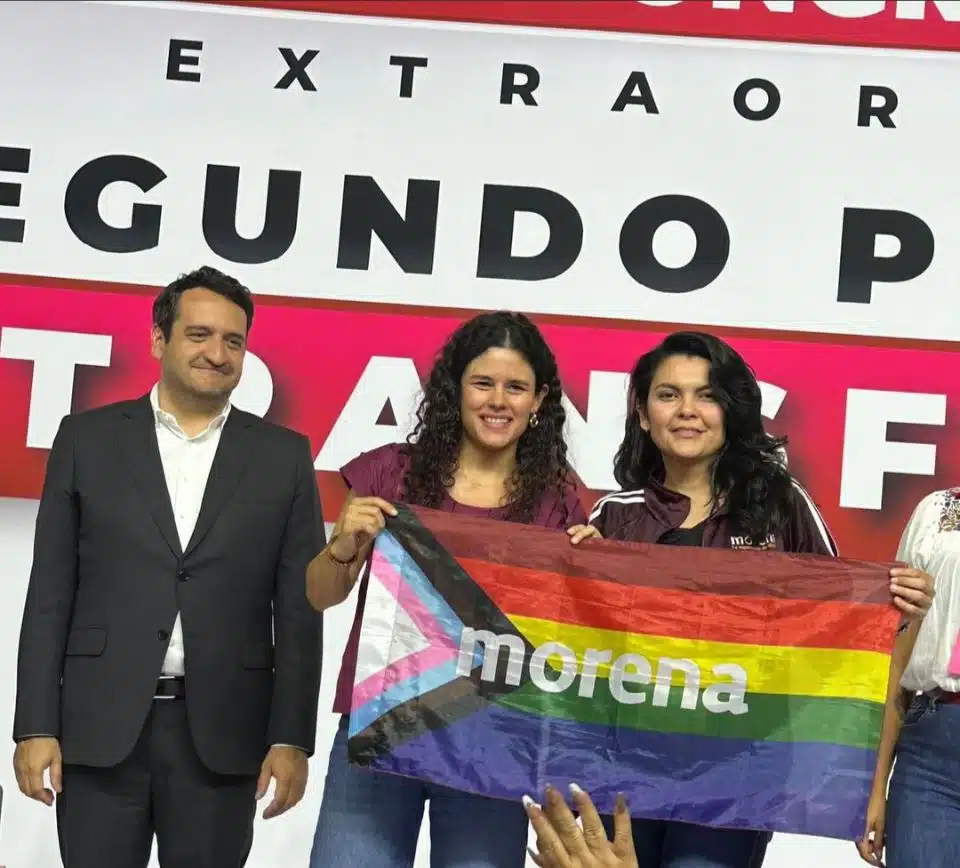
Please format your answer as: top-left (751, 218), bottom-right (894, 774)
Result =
top-left (13, 395), bottom-right (324, 775)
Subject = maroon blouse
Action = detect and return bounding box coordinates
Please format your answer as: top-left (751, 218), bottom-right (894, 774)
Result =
top-left (331, 442), bottom-right (587, 713)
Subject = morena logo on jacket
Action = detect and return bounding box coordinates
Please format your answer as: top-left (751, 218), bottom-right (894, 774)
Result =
top-left (729, 534), bottom-right (777, 551)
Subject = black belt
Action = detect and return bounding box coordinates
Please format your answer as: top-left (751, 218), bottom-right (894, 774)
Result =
top-left (155, 677), bottom-right (185, 699)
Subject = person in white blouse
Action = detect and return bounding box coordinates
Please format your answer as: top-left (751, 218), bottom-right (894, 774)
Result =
top-left (859, 488), bottom-right (960, 868)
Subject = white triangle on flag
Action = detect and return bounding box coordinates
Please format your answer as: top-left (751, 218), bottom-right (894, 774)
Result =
top-left (353, 564), bottom-right (432, 687)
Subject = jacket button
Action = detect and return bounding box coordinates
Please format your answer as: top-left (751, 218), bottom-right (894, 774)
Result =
top-left (158, 629), bottom-right (169, 641)
top-left (177, 569), bottom-right (189, 582)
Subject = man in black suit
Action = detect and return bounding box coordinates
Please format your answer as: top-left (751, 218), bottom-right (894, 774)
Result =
top-left (12, 267), bottom-right (324, 867)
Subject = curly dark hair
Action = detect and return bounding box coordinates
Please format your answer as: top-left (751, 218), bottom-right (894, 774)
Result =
top-left (402, 311), bottom-right (577, 523)
top-left (613, 331), bottom-right (794, 541)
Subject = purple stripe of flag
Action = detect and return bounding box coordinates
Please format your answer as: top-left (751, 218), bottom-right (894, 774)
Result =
top-left (371, 704), bottom-right (873, 840)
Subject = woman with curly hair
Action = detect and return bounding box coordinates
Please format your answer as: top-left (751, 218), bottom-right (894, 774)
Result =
top-left (566, 331), bottom-right (934, 868)
top-left (306, 310), bottom-right (586, 868)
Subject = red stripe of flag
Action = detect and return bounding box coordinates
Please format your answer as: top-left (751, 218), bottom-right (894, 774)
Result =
top-left (459, 557), bottom-right (893, 654)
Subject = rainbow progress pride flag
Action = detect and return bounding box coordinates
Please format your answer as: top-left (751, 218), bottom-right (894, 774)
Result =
top-left (348, 505), bottom-right (901, 840)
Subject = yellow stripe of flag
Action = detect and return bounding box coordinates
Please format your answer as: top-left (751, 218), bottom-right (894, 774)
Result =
top-left (510, 615), bottom-right (888, 703)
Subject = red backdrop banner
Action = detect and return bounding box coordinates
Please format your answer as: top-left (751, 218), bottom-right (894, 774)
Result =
top-left (2, 276), bottom-right (957, 560)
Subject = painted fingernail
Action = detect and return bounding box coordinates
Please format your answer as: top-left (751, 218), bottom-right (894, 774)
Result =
top-left (615, 792), bottom-right (627, 813)
top-left (569, 782), bottom-right (584, 795)
top-left (522, 794), bottom-right (541, 810)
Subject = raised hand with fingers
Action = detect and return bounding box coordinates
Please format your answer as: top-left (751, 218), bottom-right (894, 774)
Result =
top-left (567, 525), bottom-right (603, 546)
top-left (523, 783), bottom-right (639, 868)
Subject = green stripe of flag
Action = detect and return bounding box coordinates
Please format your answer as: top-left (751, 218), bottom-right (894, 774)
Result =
top-left (496, 684), bottom-right (883, 750)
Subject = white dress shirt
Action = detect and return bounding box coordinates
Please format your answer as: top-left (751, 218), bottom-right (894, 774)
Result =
top-left (898, 489), bottom-right (960, 694)
top-left (150, 384), bottom-right (230, 677)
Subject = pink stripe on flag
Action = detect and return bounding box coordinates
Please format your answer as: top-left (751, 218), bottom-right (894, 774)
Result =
top-left (352, 642), bottom-right (458, 709)
top-left (369, 548), bottom-right (460, 650)
top-left (352, 551), bottom-right (462, 709)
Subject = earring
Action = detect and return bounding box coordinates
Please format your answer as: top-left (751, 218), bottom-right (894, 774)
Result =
top-left (529, 412), bottom-right (539, 428)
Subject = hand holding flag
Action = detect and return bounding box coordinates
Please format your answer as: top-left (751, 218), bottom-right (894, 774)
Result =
top-left (328, 495), bottom-right (398, 562)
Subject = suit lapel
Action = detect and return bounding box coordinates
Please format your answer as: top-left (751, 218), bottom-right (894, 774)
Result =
top-left (119, 396), bottom-right (182, 558)
top-left (183, 409), bottom-right (256, 558)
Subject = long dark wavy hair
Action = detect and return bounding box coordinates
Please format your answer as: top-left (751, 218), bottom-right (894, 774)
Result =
top-left (613, 331), bottom-right (793, 541)
top-left (402, 311), bottom-right (576, 523)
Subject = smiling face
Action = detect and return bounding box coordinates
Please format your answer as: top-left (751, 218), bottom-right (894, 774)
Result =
top-left (640, 354), bottom-right (726, 467)
top-left (150, 287), bottom-right (247, 404)
top-left (459, 347), bottom-right (546, 454)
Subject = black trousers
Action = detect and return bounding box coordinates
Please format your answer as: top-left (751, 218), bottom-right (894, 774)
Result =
top-left (56, 698), bottom-right (258, 868)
